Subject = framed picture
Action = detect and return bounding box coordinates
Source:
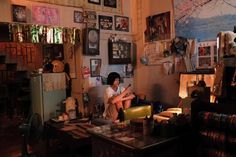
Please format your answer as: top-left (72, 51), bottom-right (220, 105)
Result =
top-left (108, 41), bottom-right (131, 64)
top-left (12, 5), bottom-right (26, 23)
top-left (90, 59), bottom-right (102, 77)
top-left (115, 15), bottom-right (129, 32)
top-left (74, 11), bottom-right (84, 23)
top-left (88, 0), bottom-right (101, 5)
top-left (83, 28), bottom-right (100, 55)
top-left (144, 11), bottom-right (171, 42)
top-left (99, 15), bottom-right (113, 30)
top-left (84, 11), bottom-right (97, 28)
top-left (104, 0), bottom-right (117, 8)
top-left (125, 64), bottom-right (134, 77)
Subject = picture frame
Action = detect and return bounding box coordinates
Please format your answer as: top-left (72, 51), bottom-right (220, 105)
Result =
top-left (12, 4), bottom-right (27, 23)
top-left (90, 59), bottom-right (102, 77)
top-left (88, 0), bottom-right (101, 5)
top-left (104, 0), bottom-right (117, 8)
top-left (144, 11), bottom-right (171, 42)
top-left (114, 15), bottom-right (129, 32)
top-left (83, 28), bottom-right (100, 55)
top-left (74, 11), bottom-right (84, 23)
top-left (99, 15), bottom-right (113, 30)
top-left (108, 41), bottom-right (131, 64)
top-left (125, 64), bottom-right (134, 77)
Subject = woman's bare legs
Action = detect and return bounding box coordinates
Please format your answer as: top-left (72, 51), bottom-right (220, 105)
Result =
top-left (124, 99), bottom-right (131, 109)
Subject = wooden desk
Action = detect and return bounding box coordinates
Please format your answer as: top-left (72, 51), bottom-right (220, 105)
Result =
top-left (44, 120), bottom-right (94, 150)
top-left (87, 125), bottom-right (187, 157)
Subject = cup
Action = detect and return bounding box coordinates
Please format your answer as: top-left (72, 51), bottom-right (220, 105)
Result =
top-left (143, 119), bottom-right (154, 136)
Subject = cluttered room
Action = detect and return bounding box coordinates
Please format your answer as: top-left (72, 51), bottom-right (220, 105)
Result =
top-left (0, 0), bottom-right (236, 157)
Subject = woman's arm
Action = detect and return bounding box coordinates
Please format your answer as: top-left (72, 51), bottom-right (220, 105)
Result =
top-left (111, 84), bottom-right (132, 104)
top-left (120, 93), bottom-right (135, 101)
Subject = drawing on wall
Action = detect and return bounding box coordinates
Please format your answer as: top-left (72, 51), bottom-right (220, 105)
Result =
top-left (104, 0), bottom-right (117, 8)
top-left (32, 6), bottom-right (59, 25)
top-left (174, 0), bottom-right (236, 41)
top-left (99, 15), bottom-right (113, 30)
top-left (115, 15), bottom-right (129, 32)
top-left (12, 5), bottom-right (27, 23)
top-left (144, 11), bottom-right (171, 42)
top-left (74, 11), bottom-right (84, 23)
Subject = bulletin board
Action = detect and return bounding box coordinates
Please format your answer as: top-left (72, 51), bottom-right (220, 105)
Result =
top-left (144, 41), bottom-right (172, 65)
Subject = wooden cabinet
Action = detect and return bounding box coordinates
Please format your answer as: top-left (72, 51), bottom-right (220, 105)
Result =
top-left (108, 41), bottom-right (131, 64)
top-left (197, 40), bottom-right (218, 69)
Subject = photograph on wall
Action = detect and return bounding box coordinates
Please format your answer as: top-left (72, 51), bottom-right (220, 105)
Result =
top-left (144, 11), bottom-right (171, 42)
top-left (108, 42), bottom-right (131, 64)
top-left (174, 0), bottom-right (236, 41)
top-left (12, 5), bottom-right (27, 23)
top-left (104, 0), bottom-right (117, 8)
top-left (125, 64), bottom-right (134, 77)
top-left (88, 0), bottom-right (101, 5)
top-left (84, 10), bottom-right (97, 28)
top-left (114, 15), bottom-right (129, 32)
top-left (99, 15), bottom-right (113, 30)
top-left (90, 59), bottom-right (102, 77)
top-left (32, 6), bottom-right (59, 25)
top-left (74, 11), bottom-right (84, 23)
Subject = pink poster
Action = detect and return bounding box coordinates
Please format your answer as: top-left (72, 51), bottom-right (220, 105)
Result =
top-left (32, 6), bottom-right (59, 25)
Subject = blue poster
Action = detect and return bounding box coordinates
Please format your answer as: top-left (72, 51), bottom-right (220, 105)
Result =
top-left (174, 0), bottom-right (236, 41)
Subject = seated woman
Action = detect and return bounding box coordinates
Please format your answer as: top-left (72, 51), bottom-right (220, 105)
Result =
top-left (103, 72), bottom-right (135, 121)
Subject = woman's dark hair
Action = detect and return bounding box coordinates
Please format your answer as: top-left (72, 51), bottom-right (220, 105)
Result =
top-left (107, 72), bottom-right (120, 85)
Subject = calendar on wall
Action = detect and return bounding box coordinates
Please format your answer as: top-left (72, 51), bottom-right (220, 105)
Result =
top-left (197, 40), bottom-right (218, 69)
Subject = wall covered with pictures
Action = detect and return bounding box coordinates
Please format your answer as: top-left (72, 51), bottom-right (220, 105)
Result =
top-left (0, 0), bottom-right (134, 113)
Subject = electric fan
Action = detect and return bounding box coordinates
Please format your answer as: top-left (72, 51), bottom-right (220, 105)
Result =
top-left (19, 113), bottom-right (43, 157)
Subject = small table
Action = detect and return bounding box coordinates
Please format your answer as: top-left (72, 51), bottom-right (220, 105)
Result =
top-left (87, 124), bottom-right (186, 157)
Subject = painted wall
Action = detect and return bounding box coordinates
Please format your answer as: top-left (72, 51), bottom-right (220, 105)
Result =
top-left (133, 0), bottom-right (180, 107)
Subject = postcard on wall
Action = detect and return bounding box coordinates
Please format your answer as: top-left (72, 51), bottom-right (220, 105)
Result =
top-left (32, 6), bottom-right (59, 25)
top-left (99, 15), bottom-right (113, 30)
top-left (12, 5), bottom-right (27, 23)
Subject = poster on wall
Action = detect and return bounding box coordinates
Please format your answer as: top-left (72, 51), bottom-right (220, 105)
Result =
top-left (174, 0), bottom-right (236, 41)
top-left (114, 15), bottom-right (129, 32)
top-left (144, 11), bottom-right (171, 42)
top-left (32, 6), bottom-right (59, 25)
